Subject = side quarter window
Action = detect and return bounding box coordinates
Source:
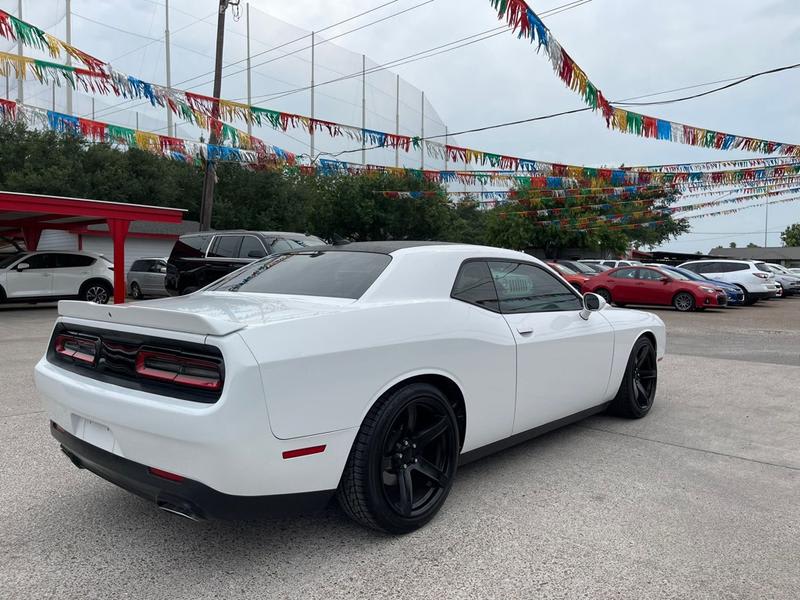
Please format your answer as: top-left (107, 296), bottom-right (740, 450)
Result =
top-left (488, 261), bottom-right (583, 314)
top-left (451, 260), bottom-right (500, 312)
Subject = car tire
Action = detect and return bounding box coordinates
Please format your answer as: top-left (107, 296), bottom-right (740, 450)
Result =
top-left (608, 336), bottom-right (657, 419)
top-left (673, 292), bottom-right (695, 312)
top-left (594, 288), bottom-right (612, 303)
top-left (337, 382), bottom-right (459, 534)
top-left (129, 282), bottom-right (143, 299)
top-left (735, 285), bottom-right (756, 306)
top-left (80, 281), bottom-right (113, 304)
top-left (0, 285), bottom-right (5, 304)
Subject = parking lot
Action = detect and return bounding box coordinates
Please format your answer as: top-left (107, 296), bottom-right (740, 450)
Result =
top-left (1, 300), bottom-right (798, 599)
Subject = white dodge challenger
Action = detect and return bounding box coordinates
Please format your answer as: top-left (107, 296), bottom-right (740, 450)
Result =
top-left (35, 242), bottom-right (665, 533)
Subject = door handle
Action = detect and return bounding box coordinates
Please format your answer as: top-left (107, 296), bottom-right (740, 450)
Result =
top-left (516, 327), bottom-right (533, 335)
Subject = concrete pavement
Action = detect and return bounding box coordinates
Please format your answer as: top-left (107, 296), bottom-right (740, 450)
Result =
top-left (0, 302), bottom-right (798, 599)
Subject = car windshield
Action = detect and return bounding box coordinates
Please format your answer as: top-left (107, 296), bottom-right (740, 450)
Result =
top-left (658, 268), bottom-right (690, 281)
top-left (209, 251), bottom-right (391, 299)
top-left (563, 261), bottom-right (595, 274)
top-left (551, 263), bottom-right (576, 275)
top-left (0, 253), bottom-right (24, 269)
top-left (664, 267), bottom-right (703, 281)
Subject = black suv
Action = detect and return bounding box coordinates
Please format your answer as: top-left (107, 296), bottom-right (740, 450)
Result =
top-left (165, 230), bottom-right (326, 295)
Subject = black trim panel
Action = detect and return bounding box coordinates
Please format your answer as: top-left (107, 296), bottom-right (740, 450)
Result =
top-left (51, 422), bottom-right (334, 519)
top-left (458, 403), bottom-right (609, 466)
top-left (46, 323), bottom-right (224, 403)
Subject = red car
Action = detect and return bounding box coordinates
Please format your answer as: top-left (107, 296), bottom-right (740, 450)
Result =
top-left (583, 266), bottom-right (728, 311)
top-left (547, 262), bottom-right (592, 293)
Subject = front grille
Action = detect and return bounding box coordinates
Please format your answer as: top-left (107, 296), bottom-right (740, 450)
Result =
top-left (717, 295), bottom-right (728, 305)
top-left (47, 323), bottom-right (224, 403)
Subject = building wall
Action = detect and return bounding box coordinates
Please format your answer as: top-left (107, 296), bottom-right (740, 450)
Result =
top-left (38, 230), bottom-right (176, 273)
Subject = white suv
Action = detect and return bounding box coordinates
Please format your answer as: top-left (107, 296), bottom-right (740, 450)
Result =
top-left (0, 251), bottom-right (114, 304)
top-left (678, 259), bottom-right (778, 305)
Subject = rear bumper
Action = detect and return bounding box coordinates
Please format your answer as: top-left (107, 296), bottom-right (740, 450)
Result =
top-left (52, 422), bottom-right (334, 519)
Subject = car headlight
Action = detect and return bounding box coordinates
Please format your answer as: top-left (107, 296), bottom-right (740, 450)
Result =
top-left (699, 286), bottom-right (715, 294)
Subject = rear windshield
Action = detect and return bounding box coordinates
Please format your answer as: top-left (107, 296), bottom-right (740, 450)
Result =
top-left (209, 251), bottom-right (391, 299)
top-left (754, 262), bottom-right (772, 273)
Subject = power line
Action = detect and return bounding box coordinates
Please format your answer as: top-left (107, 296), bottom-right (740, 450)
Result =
top-left (614, 62), bottom-right (800, 107)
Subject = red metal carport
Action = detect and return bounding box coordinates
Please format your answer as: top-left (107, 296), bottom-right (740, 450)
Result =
top-left (0, 191), bottom-right (185, 304)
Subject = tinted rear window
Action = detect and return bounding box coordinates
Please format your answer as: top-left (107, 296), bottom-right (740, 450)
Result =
top-left (210, 251), bottom-right (391, 299)
top-left (170, 235), bottom-right (212, 260)
top-left (754, 262), bottom-right (772, 273)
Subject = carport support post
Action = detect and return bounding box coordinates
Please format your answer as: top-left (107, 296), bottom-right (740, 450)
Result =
top-left (21, 225), bottom-right (42, 251)
top-left (107, 219), bottom-right (129, 304)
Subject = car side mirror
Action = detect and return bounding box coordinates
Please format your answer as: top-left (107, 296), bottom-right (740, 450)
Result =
top-left (248, 250), bottom-right (266, 259)
top-left (16, 262), bottom-right (30, 271)
top-left (580, 292), bottom-right (606, 320)
top-left (660, 276), bottom-right (671, 283)
top-left (159, 266), bottom-right (167, 273)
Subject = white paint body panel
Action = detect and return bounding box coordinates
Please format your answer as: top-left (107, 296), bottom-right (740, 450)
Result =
top-left (35, 244), bottom-right (666, 498)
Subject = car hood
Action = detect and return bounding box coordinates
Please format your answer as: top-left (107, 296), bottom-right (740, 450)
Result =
top-left (706, 279), bottom-right (740, 291)
top-left (58, 292), bottom-right (356, 336)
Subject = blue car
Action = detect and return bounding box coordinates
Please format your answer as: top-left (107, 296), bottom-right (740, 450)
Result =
top-left (650, 265), bottom-right (745, 306)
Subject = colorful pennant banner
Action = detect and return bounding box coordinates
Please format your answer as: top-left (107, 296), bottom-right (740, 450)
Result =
top-left (490, 0), bottom-right (800, 156)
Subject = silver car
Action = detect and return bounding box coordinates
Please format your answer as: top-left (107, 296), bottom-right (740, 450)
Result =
top-left (764, 264), bottom-right (800, 297)
top-left (127, 257), bottom-right (168, 299)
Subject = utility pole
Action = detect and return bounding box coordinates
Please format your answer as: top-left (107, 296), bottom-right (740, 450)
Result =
top-left (200, 0), bottom-right (239, 231)
top-left (66, 0), bottom-right (72, 114)
top-left (764, 200), bottom-right (769, 247)
top-left (165, 0), bottom-right (173, 137)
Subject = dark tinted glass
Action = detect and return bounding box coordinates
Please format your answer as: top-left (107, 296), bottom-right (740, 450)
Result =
top-left (171, 235), bottom-right (212, 259)
top-left (55, 254), bottom-right (94, 268)
top-left (240, 236), bottom-right (267, 259)
top-left (451, 261), bottom-right (499, 312)
top-left (24, 254), bottom-right (57, 269)
top-left (149, 261), bottom-right (166, 273)
top-left (211, 251), bottom-right (391, 299)
top-left (130, 260), bottom-right (148, 272)
top-left (489, 261), bottom-right (582, 314)
top-left (209, 236), bottom-right (243, 258)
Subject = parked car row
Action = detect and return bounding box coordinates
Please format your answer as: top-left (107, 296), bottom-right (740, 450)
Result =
top-left (541, 258), bottom-right (797, 312)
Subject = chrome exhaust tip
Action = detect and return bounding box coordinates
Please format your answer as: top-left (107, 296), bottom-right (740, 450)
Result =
top-left (156, 499), bottom-right (203, 522)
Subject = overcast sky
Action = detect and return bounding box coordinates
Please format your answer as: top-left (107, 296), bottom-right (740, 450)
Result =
top-left (4, 0), bottom-right (799, 251)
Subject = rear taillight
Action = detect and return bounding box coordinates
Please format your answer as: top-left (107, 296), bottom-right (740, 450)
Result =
top-left (148, 467), bottom-right (184, 482)
top-left (135, 350), bottom-right (222, 391)
top-left (753, 272), bottom-right (770, 279)
top-left (54, 334), bottom-right (98, 365)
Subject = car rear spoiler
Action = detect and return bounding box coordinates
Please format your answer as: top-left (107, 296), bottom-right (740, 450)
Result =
top-left (57, 300), bottom-right (246, 337)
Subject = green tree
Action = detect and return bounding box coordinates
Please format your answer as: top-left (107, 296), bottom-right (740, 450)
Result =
top-left (781, 224), bottom-right (800, 246)
top-left (485, 182), bottom-right (688, 256)
top-left (729, 242), bottom-right (737, 248)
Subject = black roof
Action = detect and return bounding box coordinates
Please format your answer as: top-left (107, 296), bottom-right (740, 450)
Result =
top-left (300, 241), bottom-right (455, 254)
top-left (179, 230), bottom-right (321, 238)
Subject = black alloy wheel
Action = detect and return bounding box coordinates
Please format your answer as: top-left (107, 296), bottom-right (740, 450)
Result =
top-left (673, 292), bottom-right (695, 312)
top-left (338, 383), bottom-right (459, 533)
top-left (608, 337), bottom-right (657, 418)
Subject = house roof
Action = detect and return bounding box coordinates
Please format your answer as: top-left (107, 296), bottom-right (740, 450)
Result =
top-left (86, 220), bottom-right (200, 236)
top-left (709, 247), bottom-right (800, 261)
